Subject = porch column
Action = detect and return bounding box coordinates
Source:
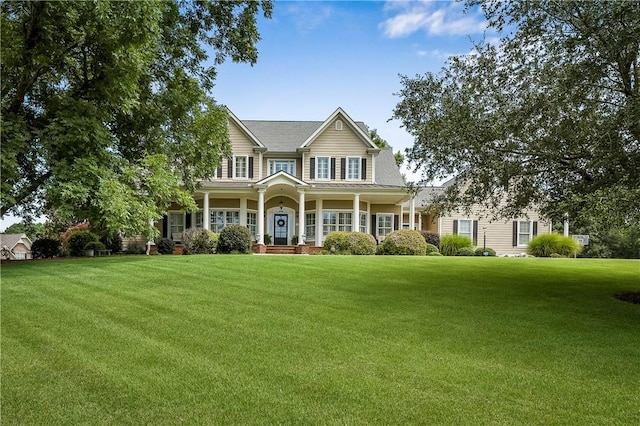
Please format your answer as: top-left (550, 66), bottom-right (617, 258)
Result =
top-left (409, 196), bottom-right (416, 230)
top-left (146, 219), bottom-right (154, 255)
top-left (298, 189), bottom-right (305, 245)
top-left (366, 201), bottom-right (371, 233)
top-left (257, 189), bottom-right (265, 245)
top-left (353, 193), bottom-right (360, 232)
top-left (418, 212), bottom-right (423, 231)
top-left (563, 213), bottom-right (569, 237)
top-left (240, 198), bottom-right (247, 226)
top-left (400, 204), bottom-right (404, 229)
top-left (316, 199), bottom-right (323, 246)
top-left (203, 192), bottom-right (210, 230)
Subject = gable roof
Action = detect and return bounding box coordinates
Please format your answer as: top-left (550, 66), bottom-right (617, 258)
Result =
top-left (227, 109), bottom-right (266, 148)
top-left (0, 233), bottom-right (32, 250)
top-left (375, 149), bottom-right (405, 186)
top-left (238, 107), bottom-right (377, 152)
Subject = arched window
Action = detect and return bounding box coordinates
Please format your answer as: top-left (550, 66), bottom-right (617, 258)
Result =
top-left (335, 120), bottom-right (343, 130)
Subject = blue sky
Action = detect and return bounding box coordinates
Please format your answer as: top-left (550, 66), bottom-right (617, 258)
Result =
top-left (1, 0), bottom-right (494, 230)
top-left (213, 0), bottom-right (494, 180)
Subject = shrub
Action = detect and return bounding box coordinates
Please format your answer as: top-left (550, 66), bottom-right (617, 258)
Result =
top-left (421, 231), bottom-right (440, 249)
top-left (100, 233), bottom-right (122, 253)
top-left (527, 233), bottom-right (581, 257)
top-left (323, 231), bottom-right (376, 255)
top-left (218, 225), bottom-right (252, 254)
top-left (440, 234), bottom-right (472, 256)
top-left (456, 247), bottom-right (476, 256)
top-left (550, 253), bottom-right (564, 258)
top-left (182, 228), bottom-right (218, 255)
top-left (126, 242), bottom-right (146, 254)
top-left (264, 234), bottom-right (272, 245)
top-left (66, 230), bottom-right (100, 256)
top-left (380, 230), bottom-right (427, 255)
top-left (84, 241), bottom-right (106, 251)
top-left (156, 238), bottom-right (175, 255)
top-left (425, 243), bottom-right (439, 255)
top-left (474, 247), bottom-right (497, 257)
top-left (427, 252), bottom-right (443, 256)
top-left (31, 238), bottom-right (60, 259)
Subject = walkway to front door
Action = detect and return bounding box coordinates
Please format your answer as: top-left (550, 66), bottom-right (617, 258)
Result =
top-left (274, 214), bottom-right (288, 245)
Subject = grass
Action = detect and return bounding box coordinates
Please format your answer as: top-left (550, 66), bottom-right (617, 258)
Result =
top-left (2, 256), bottom-right (639, 425)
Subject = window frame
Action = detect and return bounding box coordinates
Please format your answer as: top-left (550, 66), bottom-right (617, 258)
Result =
top-left (268, 159), bottom-right (296, 176)
top-left (346, 156), bottom-right (361, 181)
top-left (168, 211), bottom-right (186, 241)
top-left (517, 220), bottom-right (532, 247)
top-left (359, 212), bottom-right (367, 233)
top-left (335, 120), bottom-right (343, 131)
top-left (305, 212), bottom-right (316, 240)
top-left (247, 211), bottom-right (257, 240)
top-left (315, 156), bottom-right (330, 180)
top-left (210, 209), bottom-right (240, 233)
top-left (457, 219), bottom-right (473, 241)
top-left (233, 155), bottom-right (249, 179)
top-left (377, 213), bottom-right (394, 239)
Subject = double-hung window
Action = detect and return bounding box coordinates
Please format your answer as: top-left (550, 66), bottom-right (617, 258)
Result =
top-left (306, 213), bottom-right (316, 240)
top-left (360, 212), bottom-right (367, 233)
top-left (377, 214), bottom-right (393, 238)
top-left (169, 212), bottom-right (185, 241)
top-left (194, 210), bottom-right (204, 229)
top-left (247, 212), bottom-right (257, 239)
top-left (458, 219), bottom-right (473, 241)
top-left (517, 221), bottom-right (532, 246)
top-left (322, 212), bottom-right (337, 236)
top-left (316, 157), bottom-right (330, 180)
top-left (347, 157), bottom-right (361, 180)
top-left (234, 155), bottom-right (248, 179)
top-left (338, 212), bottom-right (352, 231)
top-left (210, 209), bottom-right (240, 233)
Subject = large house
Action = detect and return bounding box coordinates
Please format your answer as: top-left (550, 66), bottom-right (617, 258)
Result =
top-left (0, 233), bottom-right (33, 260)
top-left (154, 107), bottom-right (550, 255)
top-left (155, 108), bottom-right (410, 252)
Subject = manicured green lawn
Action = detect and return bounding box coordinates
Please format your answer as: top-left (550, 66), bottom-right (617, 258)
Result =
top-left (2, 256), bottom-right (639, 424)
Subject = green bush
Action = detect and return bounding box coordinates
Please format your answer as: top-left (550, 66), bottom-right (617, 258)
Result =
top-left (474, 247), bottom-right (497, 257)
top-left (527, 233), bottom-right (581, 257)
top-left (440, 234), bottom-right (472, 256)
top-left (100, 233), bottom-right (122, 253)
top-left (421, 231), bottom-right (440, 249)
top-left (264, 234), bottom-right (272, 245)
top-left (426, 243), bottom-right (439, 254)
top-left (380, 230), bottom-right (427, 255)
top-left (427, 252), bottom-right (443, 256)
top-left (182, 228), bottom-right (218, 255)
top-left (456, 247), bottom-right (476, 256)
top-left (550, 253), bottom-right (564, 258)
top-left (84, 241), bottom-right (106, 251)
top-left (156, 238), bottom-right (175, 255)
top-left (323, 231), bottom-right (376, 255)
top-left (31, 238), bottom-right (60, 259)
top-left (66, 230), bottom-right (100, 256)
top-left (218, 225), bottom-right (252, 254)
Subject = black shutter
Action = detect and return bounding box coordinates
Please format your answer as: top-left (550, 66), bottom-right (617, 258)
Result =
top-left (394, 215), bottom-right (399, 230)
top-left (361, 158), bottom-right (367, 180)
top-left (533, 221), bottom-right (538, 237)
top-left (216, 167), bottom-right (222, 178)
top-left (162, 215), bottom-right (168, 238)
top-left (310, 157), bottom-right (315, 179)
top-left (473, 220), bottom-right (479, 245)
top-left (371, 214), bottom-right (377, 238)
top-left (453, 220), bottom-right (458, 235)
top-left (185, 213), bottom-right (192, 229)
top-left (512, 221), bottom-right (518, 246)
top-left (248, 156), bottom-right (254, 179)
top-left (330, 158), bottom-right (336, 180)
top-left (340, 158), bottom-right (346, 180)
top-left (227, 156), bottom-right (233, 178)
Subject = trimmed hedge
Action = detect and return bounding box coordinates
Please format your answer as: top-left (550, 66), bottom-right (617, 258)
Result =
top-left (380, 230), bottom-right (427, 255)
top-left (182, 228), bottom-right (219, 255)
top-left (31, 238), bottom-right (60, 259)
top-left (218, 225), bottom-right (252, 254)
top-left (426, 243), bottom-right (439, 255)
top-left (440, 234), bottom-right (472, 256)
top-left (156, 238), bottom-right (175, 255)
top-left (84, 241), bottom-right (106, 251)
top-left (66, 230), bottom-right (100, 256)
top-left (474, 247), bottom-right (497, 257)
top-left (323, 231), bottom-right (376, 255)
top-left (528, 233), bottom-right (581, 257)
top-left (421, 231), bottom-right (440, 249)
top-left (456, 247), bottom-right (476, 256)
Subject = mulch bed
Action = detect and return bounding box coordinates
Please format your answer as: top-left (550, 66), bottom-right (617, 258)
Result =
top-left (614, 292), bottom-right (640, 305)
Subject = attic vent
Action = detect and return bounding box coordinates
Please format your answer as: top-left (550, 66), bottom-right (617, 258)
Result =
top-left (335, 120), bottom-right (343, 131)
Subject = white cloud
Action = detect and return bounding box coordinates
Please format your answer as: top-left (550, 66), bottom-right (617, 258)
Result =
top-left (380, 0), bottom-right (488, 38)
top-left (285, 3), bottom-right (333, 34)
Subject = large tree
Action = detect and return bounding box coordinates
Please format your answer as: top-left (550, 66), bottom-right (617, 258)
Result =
top-left (393, 0), bottom-right (639, 227)
top-left (1, 0), bottom-right (272, 237)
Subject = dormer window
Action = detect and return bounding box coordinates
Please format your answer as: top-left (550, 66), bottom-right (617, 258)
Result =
top-left (335, 120), bottom-right (343, 131)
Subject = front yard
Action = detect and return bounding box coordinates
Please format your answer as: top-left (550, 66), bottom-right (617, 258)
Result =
top-left (2, 256), bottom-right (639, 424)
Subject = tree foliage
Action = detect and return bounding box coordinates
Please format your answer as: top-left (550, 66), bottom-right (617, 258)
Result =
top-left (393, 0), bottom-right (639, 227)
top-left (2, 222), bottom-right (44, 241)
top-left (1, 0), bottom-right (272, 237)
top-left (369, 128), bottom-right (404, 167)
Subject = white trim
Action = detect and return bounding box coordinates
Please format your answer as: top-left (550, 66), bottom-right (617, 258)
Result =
top-left (335, 119), bottom-right (343, 130)
top-left (457, 218), bottom-right (474, 241)
top-left (168, 211), bottom-right (186, 241)
top-left (233, 155), bottom-right (249, 179)
top-left (517, 220), bottom-right (533, 247)
top-left (346, 156), bottom-right (362, 181)
top-left (300, 107), bottom-right (379, 149)
top-left (376, 213), bottom-right (394, 240)
top-left (315, 156), bottom-right (331, 181)
top-left (268, 159), bottom-right (296, 177)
